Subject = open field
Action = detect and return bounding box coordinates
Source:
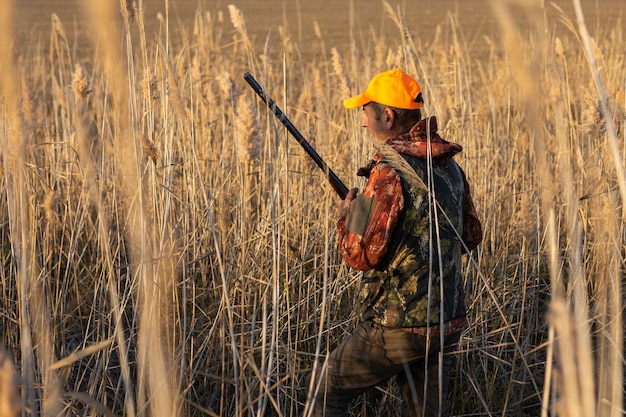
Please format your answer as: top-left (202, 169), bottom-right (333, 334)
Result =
top-left (1, 0), bottom-right (624, 416)
top-left (11, 1), bottom-right (626, 60)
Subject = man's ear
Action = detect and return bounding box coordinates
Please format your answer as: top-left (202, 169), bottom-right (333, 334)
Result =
top-left (384, 107), bottom-right (395, 127)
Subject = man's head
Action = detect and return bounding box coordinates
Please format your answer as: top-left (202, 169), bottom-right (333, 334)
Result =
top-left (343, 69), bottom-right (423, 141)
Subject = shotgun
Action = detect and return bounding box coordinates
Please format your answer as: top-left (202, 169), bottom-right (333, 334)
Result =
top-left (243, 72), bottom-right (349, 199)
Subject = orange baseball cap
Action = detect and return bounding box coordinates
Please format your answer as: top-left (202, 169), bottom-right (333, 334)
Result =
top-left (343, 69), bottom-right (423, 110)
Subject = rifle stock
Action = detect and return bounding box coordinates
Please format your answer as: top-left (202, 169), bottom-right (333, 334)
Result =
top-left (243, 72), bottom-right (349, 199)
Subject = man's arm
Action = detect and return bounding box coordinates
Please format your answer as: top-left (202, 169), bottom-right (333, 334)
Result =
top-left (337, 163), bottom-right (404, 271)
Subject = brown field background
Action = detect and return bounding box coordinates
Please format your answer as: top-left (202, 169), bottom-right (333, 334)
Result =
top-left (1, 0), bottom-right (625, 416)
top-left (12, 0), bottom-right (626, 59)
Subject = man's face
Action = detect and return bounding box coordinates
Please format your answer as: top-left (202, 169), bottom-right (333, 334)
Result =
top-left (361, 103), bottom-right (390, 142)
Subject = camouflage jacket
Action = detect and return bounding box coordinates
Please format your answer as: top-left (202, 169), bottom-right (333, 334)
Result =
top-left (337, 116), bottom-right (482, 328)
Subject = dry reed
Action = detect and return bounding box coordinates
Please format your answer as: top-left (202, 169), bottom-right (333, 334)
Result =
top-left (0, 348), bottom-right (21, 417)
top-left (0, 1), bottom-right (624, 416)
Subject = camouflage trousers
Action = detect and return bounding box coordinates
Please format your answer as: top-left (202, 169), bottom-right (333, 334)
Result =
top-left (309, 320), bottom-right (462, 417)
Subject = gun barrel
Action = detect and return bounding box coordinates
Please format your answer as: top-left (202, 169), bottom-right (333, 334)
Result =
top-left (244, 72), bottom-right (349, 199)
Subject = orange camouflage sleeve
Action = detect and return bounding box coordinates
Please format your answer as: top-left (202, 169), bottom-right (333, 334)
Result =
top-left (337, 162), bottom-right (404, 271)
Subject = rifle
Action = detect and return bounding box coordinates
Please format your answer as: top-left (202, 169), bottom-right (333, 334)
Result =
top-left (243, 72), bottom-right (349, 199)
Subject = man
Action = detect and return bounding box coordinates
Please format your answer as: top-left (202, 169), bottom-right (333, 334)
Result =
top-left (310, 69), bottom-right (482, 417)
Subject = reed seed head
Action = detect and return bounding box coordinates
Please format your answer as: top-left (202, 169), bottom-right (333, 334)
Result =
top-left (51, 13), bottom-right (67, 43)
top-left (139, 133), bottom-right (159, 164)
top-left (235, 93), bottom-right (262, 165)
top-left (141, 72), bottom-right (159, 102)
top-left (19, 77), bottom-right (35, 127)
top-left (71, 63), bottom-right (92, 102)
top-left (123, 0), bottom-right (136, 23)
top-left (581, 87), bottom-right (625, 138)
top-left (218, 72), bottom-right (237, 105)
top-left (590, 37), bottom-right (604, 62)
top-left (313, 21), bottom-right (322, 40)
top-left (331, 48), bottom-right (350, 99)
top-left (554, 37), bottom-right (565, 58)
top-left (228, 5), bottom-right (245, 32)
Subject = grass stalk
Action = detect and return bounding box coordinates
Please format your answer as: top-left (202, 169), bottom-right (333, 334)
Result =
top-left (1, 1), bottom-right (624, 416)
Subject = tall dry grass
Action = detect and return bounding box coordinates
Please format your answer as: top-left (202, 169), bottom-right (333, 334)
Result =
top-left (0, 0), bottom-right (623, 416)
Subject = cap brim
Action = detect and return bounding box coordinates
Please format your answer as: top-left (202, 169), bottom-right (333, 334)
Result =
top-left (343, 93), bottom-right (371, 109)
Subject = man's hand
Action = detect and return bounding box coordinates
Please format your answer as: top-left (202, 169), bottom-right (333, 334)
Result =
top-left (337, 187), bottom-right (359, 211)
